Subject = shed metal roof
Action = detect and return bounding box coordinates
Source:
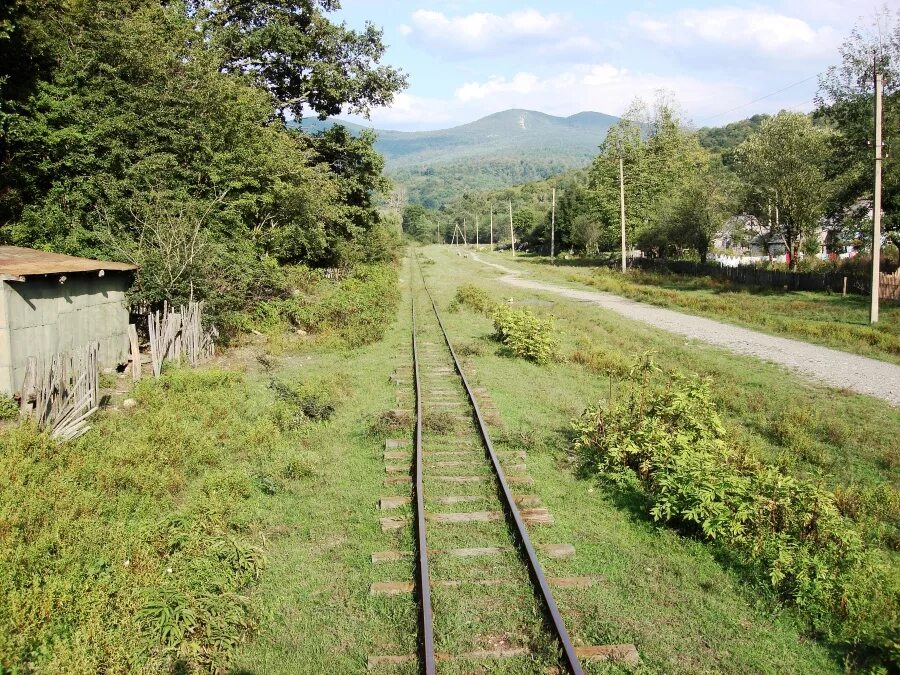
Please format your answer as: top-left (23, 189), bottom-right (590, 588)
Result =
top-left (0, 246), bottom-right (136, 279)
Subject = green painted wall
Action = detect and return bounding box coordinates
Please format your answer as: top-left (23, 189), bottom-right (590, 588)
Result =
top-left (0, 272), bottom-right (132, 395)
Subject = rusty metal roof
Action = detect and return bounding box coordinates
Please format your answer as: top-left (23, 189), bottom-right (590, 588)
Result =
top-left (0, 246), bottom-right (137, 279)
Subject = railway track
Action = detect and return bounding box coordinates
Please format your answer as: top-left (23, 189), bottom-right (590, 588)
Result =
top-left (369, 255), bottom-right (638, 673)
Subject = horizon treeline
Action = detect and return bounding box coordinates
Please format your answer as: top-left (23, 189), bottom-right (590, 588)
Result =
top-left (0, 0), bottom-right (407, 320)
top-left (409, 10), bottom-right (899, 271)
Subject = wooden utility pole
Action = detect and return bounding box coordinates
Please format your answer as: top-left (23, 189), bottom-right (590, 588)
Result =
top-left (476, 214), bottom-right (479, 248)
top-left (490, 208), bottom-right (494, 250)
top-left (463, 218), bottom-right (467, 247)
top-left (619, 156), bottom-right (626, 273)
top-left (871, 62), bottom-right (884, 324)
top-left (550, 187), bottom-right (556, 261)
top-left (509, 200), bottom-right (515, 256)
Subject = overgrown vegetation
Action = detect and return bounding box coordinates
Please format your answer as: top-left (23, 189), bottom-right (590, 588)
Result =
top-left (246, 263), bottom-right (400, 346)
top-left (492, 305), bottom-right (559, 364)
top-left (0, 396), bottom-right (18, 420)
top-left (449, 283), bottom-right (496, 314)
top-left (572, 354), bottom-right (899, 668)
top-left (0, 0), bottom-right (406, 322)
top-left (0, 367), bottom-right (332, 672)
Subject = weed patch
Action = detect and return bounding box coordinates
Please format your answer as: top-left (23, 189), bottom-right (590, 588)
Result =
top-left (571, 359), bottom-right (900, 668)
top-left (449, 283), bottom-right (496, 314)
top-left (492, 305), bottom-right (560, 364)
top-left (0, 367), bottom-right (303, 672)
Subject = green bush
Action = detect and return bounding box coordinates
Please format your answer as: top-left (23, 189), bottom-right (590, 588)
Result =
top-left (269, 375), bottom-right (345, 425)
top-left (571, 365), bottom-right (899, 668)
top-left (254, 263), bottom-right (399, 347)
top-left (0, 396), bottom-right (18, 420)
top-left (492, 305), bottom-right (559, 364)
top-left (449, 284), bottom-right (496, 314)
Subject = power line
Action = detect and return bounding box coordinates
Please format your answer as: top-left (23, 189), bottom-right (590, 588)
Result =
top-left (697, 73), bottom-right (820, 124)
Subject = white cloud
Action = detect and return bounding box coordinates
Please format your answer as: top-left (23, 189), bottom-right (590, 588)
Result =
top-left (351, 64), bottom-right (756, 131)
top-left (453, 64), bottom-right (746, 119)
top-left (630, 6), bottom-right (838, 59)
top-left (402, 9), bottom-right (571, 57)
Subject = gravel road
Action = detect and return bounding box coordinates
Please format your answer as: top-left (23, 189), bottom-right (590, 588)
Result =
top-left (472, 254), bottom-right (900, 406)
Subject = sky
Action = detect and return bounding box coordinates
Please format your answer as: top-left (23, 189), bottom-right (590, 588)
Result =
top-left (331, 0), bottom-right (898, 131)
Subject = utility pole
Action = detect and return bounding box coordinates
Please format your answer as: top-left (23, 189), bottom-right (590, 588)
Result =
top-left (476, 214), bottom-right (479, 248)
top-left (463, 218), bottom-right (467, 247)
top-left (550, 187), bottom-right (556, 262)
top-left (508, 200), bottom-right (515, 256)
top-left (490, 208), bottom-right (494, 250)
top-left (871, 59), bottom-right (884, 324)
top-left (619, 156), bottom-right (626, 273)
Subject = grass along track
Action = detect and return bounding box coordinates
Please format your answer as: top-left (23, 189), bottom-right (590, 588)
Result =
top-left (491, 252), bottom-right (900, 365)
top-left (232, 247), bottom-right (888, 672)
top-left (366, 257), bottom-right (615, 672)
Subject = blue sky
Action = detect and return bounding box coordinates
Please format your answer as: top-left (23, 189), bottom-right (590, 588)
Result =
top-left (331, 0), bottom-right (898, 131)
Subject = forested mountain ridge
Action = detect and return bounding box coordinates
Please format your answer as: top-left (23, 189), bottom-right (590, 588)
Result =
top-left (302, 109), bottom-right (619, 207)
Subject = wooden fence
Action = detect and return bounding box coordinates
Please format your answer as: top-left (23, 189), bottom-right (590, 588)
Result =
top-left (628, 258), bottom-right (900, 298)
top-left (147, 301), bottom-right (216, 377)
top-left (19, 342), bottom-right (100, 440)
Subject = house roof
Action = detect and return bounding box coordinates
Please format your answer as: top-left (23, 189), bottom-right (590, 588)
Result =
top-left (0, 246), bottom-right (137, 279)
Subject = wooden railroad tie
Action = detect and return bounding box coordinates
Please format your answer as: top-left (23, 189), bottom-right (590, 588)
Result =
top-left (370, 575), bottom-right (601, 595)
top-left (370, 543), bottom-right (574, 563)
top-left (367, 644), bottom-right (639, 669)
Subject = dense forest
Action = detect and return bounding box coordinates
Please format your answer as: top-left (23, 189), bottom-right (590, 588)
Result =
top-left (0, 0), bottom-right (407, 324)
top-left (407, 12), bottom-right (900, 270)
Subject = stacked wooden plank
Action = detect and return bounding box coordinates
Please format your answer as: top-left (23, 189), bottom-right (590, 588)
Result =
top-left (20, 342), bottom-right (100, 440)
top-left (147, 301), bottom-right (215, 377)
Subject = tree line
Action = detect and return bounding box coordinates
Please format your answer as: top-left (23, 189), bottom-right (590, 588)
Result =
top-left (413, 11), bottom-right (899, 271)
top-left (0, 0), bottom-right (407, 321)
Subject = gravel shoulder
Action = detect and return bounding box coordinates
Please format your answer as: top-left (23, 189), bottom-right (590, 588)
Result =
top-left (473, 254), bottom-right (900, 406)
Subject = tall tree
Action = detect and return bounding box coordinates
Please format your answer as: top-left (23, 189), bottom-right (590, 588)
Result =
top-left (816, 8), bottom-right (900, 248)
top-left (734, 112), bottom-right (832, 268)
top-left (197, 0), bottom-right (408, 121)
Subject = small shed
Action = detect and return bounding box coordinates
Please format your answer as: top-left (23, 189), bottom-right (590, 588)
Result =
top-left (0, 246), bottom-right (137, 396)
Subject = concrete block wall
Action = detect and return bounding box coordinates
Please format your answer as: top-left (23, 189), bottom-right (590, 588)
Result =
top-left (0, 272), bottom-right (133, 396)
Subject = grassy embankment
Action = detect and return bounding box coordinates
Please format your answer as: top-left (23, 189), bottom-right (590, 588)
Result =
top-left (4, 248), bottom-right (897, 672)
top-left (489, 252), bottom-right (900, 364)
top-left (0, 264), bottom-right (405, 673)
top-left (415, 245), bottom-right (898, 670)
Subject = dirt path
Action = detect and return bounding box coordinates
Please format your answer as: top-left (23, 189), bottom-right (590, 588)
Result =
top-left (472, 254), bottom-right (900, 406)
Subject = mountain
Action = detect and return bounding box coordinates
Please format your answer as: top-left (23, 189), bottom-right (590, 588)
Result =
top-left (301, 109), bottom-right (619, 207)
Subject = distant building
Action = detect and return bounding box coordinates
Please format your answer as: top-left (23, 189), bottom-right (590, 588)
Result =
top-left (0, 246), bottom-right (136, 396)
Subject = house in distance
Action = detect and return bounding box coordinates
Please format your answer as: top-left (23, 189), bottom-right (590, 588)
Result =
top-left (0, 246), bottom-right (137, 396)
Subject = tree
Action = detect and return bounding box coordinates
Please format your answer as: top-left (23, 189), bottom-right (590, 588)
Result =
top-left (816, 8), bottom-right (900, 249)
top-left (401, 204), bottom-right (432, 241)
top-left (197, 0), bottom-right (408, 121)
top-left (0, 0), bottom-right (405, 319)
top-left (734, 112), bottom-right (832, 268)
top-left (659, 162), bottom-right (735, 262)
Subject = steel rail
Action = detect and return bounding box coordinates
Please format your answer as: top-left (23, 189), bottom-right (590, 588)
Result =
top-left (414, 257), bottom-right (584, 675)
top-left (411, 275), bottom-right (437, 675)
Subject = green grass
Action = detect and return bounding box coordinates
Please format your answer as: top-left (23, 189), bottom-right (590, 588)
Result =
top-left (414, 245), bottom-right (898, 670)
top-left (5, 247), bottom-right (897, 672)
top-left (499, 254), bottom-right (900, 364)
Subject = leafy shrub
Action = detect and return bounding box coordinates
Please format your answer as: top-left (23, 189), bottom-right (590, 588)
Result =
top-left (370, 409), bottom-right (412, 435)
top-left (492, 305), bottom-right (559, 364)
top-left (449, 284), bottom-right (496, 314)
top-left (571, 366), bottom-right (900, 668)
top-left (258, 263), bottom-right (400, 347)
top-left (269, 376), bottom-right (343, 424)
top-left (0, 396), bottom-right (18, 420)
